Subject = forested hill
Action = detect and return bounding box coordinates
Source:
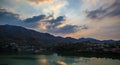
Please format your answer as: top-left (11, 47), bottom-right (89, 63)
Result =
top-left (0, 25), bottom-right (119, 47)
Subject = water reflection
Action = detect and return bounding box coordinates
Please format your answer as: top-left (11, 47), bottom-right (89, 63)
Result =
top-left (37, 54), bottom-right (120, 65)
top-left (57, 61), bottom-right (67, 65)
top-left (0, 54), bottom-right (120, 65)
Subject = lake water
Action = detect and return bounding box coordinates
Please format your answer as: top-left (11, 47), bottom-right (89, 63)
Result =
top-left (0, 53), bottom-right (120, 65)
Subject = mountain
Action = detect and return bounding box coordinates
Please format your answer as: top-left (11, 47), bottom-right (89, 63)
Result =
top-left (78, 38), bottom-right (101, 43)
top-left (102, 40), bottom-right (120, 44)
top-left (0, 25), bottom-right (119, 47)
top-left (0, 25), bottom-right (68, 46)
top-left (65, 37), bottom-right (78, 42)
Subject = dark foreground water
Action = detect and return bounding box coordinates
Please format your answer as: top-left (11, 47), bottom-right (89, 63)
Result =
top-left (0, 53), bottom-right (120, 65)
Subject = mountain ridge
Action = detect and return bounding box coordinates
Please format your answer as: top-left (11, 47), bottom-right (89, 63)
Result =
top-left (0, 24), bottom-right (119, 46)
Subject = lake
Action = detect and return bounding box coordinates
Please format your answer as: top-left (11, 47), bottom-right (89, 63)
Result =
top-left (0, 53), bottom-right (120, 65)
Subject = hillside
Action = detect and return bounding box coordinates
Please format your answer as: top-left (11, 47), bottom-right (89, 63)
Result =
top-left (0, 25), bottom-right (119, 47)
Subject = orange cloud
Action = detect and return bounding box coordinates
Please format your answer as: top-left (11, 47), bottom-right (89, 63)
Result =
top-left (56, 23), bottom-right (67, 28)
top-left (28, 0), bottom-right (55, 5)
top-left (49, 0), bottom-right (68, 18)
top-left (38, 22), bottom-right (50, 30)
top-left (50, 0), bottom-right (67, 11)
top-left (41, 0), bottom-right (68, 18)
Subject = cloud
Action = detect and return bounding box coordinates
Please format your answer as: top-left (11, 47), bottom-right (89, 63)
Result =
top-left (86, 8), bottom-right (106, 19)
top-left (86, 0), bottom-right (120, 19)
top-left (23, 14), bottom-right (47, 28)
top-left (83, 0), bottom-right (98, 4)
top-left (107, 0), bottom-right (120, 17)
top-left (39, 22), bottom-right (49, 30)
top-left (0, 8), bottom-right (39, 28)
top-left (40, 16), bottom-right (81, 34)
top-left (23, 14), bottom-right (88, 34)
top-left (0, 9), bottom-right (21, 25)
top-left (47, 16), bottom-right (66, 26)
top-left (0, 8), bottom-right (84, 35)
top-left (45, 23), bottom-right (88, 35)
top-left (24, 15), bottom-right (46, 23)
top-left (28, 0), bottom-right (55, 5)
top-left (48, 25), bottom-right (79, 34)
top-left (89, 17), bottom-right (120, 40)
top-left (76, 12), bottom-right (120, 40)
top-left (42, 0), bottom-right (68, 18)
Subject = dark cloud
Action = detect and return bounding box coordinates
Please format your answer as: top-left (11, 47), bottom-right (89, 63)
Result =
top-left (0, 9), bottom-right (19, 21)
top-left (0, 9), bottom-right (39, 28)
top-left (0, 8), bottom-right (88, 34)
top-left (47, 16), bottom-right (66, 28)
top-left (58, 25), bottom-right (78, 33)
top-left (24, 15), bottom-right (46, 23)
top-left (49, 16), bottom-right (66, 24)
top-left (107, 0), bottom-right (120, 17)
top-left (23, 14), bottom-right (66, 29)
top-left (79, 25), bottom-right (88, 29)
top-left (22, 14), bottom-right (86, 34)
top-left (22, 15), bottom-right (46, 28)
top-left (47, 25), bottom-right (88, 34)
top-left (43, 15), bottom-right (87, 34)
top-left (87, 0), bottom-right (120, 19)
top-left (0, 9), bottom-right (21, 25)
top-left (87, 8), bottom-right (106, 19)
top-left (24, 13), bottom-right (65, 24)
top-left (47, 25), bottom-right (78, 34)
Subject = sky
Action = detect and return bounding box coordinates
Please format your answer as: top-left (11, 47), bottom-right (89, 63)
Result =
top-left (0, 0), bottom-right (120, 40)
